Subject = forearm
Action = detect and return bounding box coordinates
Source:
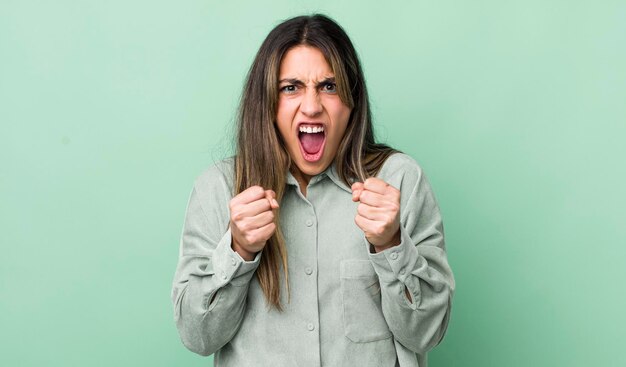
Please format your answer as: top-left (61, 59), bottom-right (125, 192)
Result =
top-left (369, 226), bottom-right (454, 354)
top-left (172, 229), bottom-right (260, 356)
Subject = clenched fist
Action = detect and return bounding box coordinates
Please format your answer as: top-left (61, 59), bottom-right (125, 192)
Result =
top-left (229, 186), bottom-right (279, 261)
top-left (351, 177), bottom-right (401, 252)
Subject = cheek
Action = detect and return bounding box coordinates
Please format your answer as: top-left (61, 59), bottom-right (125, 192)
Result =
top-left (327, 101), bottom-right (351, 137)
top-left (276, 99), bottom-right (297, 138)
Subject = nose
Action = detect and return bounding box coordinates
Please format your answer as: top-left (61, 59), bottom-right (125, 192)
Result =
top-left (300, 88), bottom-right (323, 117)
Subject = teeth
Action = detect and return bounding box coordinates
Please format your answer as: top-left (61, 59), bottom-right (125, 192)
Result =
top-left (299, 125), bottom-right (324, 133)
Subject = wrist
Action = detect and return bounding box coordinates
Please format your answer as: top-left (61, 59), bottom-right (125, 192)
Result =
top-left (370, 230), bottom-right (401, 253)
top-left (231, 237), bottom-right (256, 261)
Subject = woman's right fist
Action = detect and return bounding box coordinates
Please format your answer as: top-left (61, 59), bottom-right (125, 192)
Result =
top-left (229, 185), bottom-right (280, 261)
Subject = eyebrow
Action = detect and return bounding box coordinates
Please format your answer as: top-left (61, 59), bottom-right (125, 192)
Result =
top-left (278, 77), bottom-right (336, 87)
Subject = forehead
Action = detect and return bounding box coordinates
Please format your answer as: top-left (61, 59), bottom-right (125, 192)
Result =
top-left (279, 45), bottom-right (334, 78)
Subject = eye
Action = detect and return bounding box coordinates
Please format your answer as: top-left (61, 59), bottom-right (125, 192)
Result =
top-left (280, 85), bottom-right (298, 94)
top-left (322, 82), bottom-right (337, 93)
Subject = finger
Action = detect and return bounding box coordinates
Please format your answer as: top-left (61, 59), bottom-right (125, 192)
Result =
top-left (363, 177), bottom-right (391, 195)
top-left (354, 213), bottom-right (366, 231)
top-left (354, 213), bottom-right (380, 234)
top-left (351, 182), bottom-right (364, 201)
top-left (244, 210), bottom-right (275, 230)
top-left (265, 190), bottom-right (279, 209)
top-left (231, 185), bottom-right (267, 206)
top-left (351, 182), bottom-right (364, 191)
top-left (249, 222), bottom-right (276, 244)
top-left (233, 197), bottom-right (273, 219)
top-left (358, 189), bottom-right (388, 207)
top-left (357, 202), bottom-right (389, 221)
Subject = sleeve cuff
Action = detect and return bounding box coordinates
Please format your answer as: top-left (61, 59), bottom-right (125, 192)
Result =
top-left (211, 228), bottom-right (261, 287)
top-left (367, 225), bottom-right (419, 284)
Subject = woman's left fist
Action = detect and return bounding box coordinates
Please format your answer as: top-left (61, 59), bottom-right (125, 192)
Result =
top-left (351, 177), bottom-right (401, 252)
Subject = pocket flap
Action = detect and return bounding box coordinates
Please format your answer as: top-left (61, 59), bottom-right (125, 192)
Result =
top-left (340, 259), bottom-right (376, 279)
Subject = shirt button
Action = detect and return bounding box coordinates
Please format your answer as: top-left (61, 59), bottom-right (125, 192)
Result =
top-left (307, 323), bottom-right (315, 331)
top-left (221, 271), bottom-right (227, 280)
top-left (305, 219), bottom-right (313, 227)
top-left (305, 267), bottom-right (313, 275)
top-left (390, 252), bottom-right (398, 260)
top-left (231, 258), bottom-right (236, 266)
top-left (399, 268), bottom-right (406, 275)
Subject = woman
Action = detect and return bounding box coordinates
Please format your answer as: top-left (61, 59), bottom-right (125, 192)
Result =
top-left (171, 14), bottom-right (454, 367)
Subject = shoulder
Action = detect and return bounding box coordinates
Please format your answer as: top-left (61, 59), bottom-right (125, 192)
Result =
top-left (376, 152), bottom-right (427, 194)
top-left (378, 152), bottom-right (423, 175)
top-left (192, 156), bottom-right (235, 201)
top-left (377, 153), bottom-right (441, 215)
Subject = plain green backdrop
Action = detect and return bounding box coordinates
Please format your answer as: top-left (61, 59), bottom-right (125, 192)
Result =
top-left (1, 0), bottom-right (625, 366)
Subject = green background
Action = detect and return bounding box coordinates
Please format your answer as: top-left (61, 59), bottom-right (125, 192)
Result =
top-left (2, 0), bottom-right (625, 366)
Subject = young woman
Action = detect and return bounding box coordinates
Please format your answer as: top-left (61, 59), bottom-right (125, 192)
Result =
top-left (171, 14), bottom-right (455, 367)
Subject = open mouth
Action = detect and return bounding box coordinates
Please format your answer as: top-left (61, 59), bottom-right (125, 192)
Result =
top-left (297, 123), bottom-right (326, 162)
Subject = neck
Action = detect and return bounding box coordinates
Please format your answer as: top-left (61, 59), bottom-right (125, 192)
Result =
top-left (291, 167), bottom-right (311, 196)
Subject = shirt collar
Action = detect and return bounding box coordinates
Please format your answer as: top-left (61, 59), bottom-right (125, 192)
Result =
top-left (285, 161), bottom-right (353, 194)
top-left (326, 161), bottom-right (353, 193)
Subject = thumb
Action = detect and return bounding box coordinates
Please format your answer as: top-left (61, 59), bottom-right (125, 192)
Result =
top-left (351, 182), bottom-right (364, 202)
top-left (265, 190), bottom-right (279, 209)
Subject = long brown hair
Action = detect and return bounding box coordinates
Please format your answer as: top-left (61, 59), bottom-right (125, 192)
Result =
top-left (234, 14), bottom-right (399, 311)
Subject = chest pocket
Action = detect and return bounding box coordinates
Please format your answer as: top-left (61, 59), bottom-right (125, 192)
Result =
top-left (340, 259), bottom-right (393, 343)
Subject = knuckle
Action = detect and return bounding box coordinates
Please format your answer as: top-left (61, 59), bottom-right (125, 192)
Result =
top-left (229, 200), bottom-right (240, 211)
top-left (244, 233), bottom-right (255, 244)
top-left (239, 221), bottom-right (250, 232)
top-left (231, 211), bottom-right (244, 222)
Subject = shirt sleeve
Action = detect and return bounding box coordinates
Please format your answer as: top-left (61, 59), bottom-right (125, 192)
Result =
top-left (367, 164), bottom-right (455, 355)
top-left (171, 171), bottom-right (261, 356)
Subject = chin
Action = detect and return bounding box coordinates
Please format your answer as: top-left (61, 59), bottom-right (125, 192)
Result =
top-left (293, 156), bottom-right (330, 176)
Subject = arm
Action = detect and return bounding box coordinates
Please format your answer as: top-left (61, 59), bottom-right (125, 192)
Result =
top-left (171, 173), bottom-right (260, 356)
top-left (367, 166), bottom-right (455, 354)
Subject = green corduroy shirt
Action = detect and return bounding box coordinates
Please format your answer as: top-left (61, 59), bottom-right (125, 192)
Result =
top-left (171, 153), bottom-right (455, 367)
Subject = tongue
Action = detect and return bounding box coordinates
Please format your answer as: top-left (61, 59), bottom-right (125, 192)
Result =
top-left (300, 132), bottom-right (325, 154)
